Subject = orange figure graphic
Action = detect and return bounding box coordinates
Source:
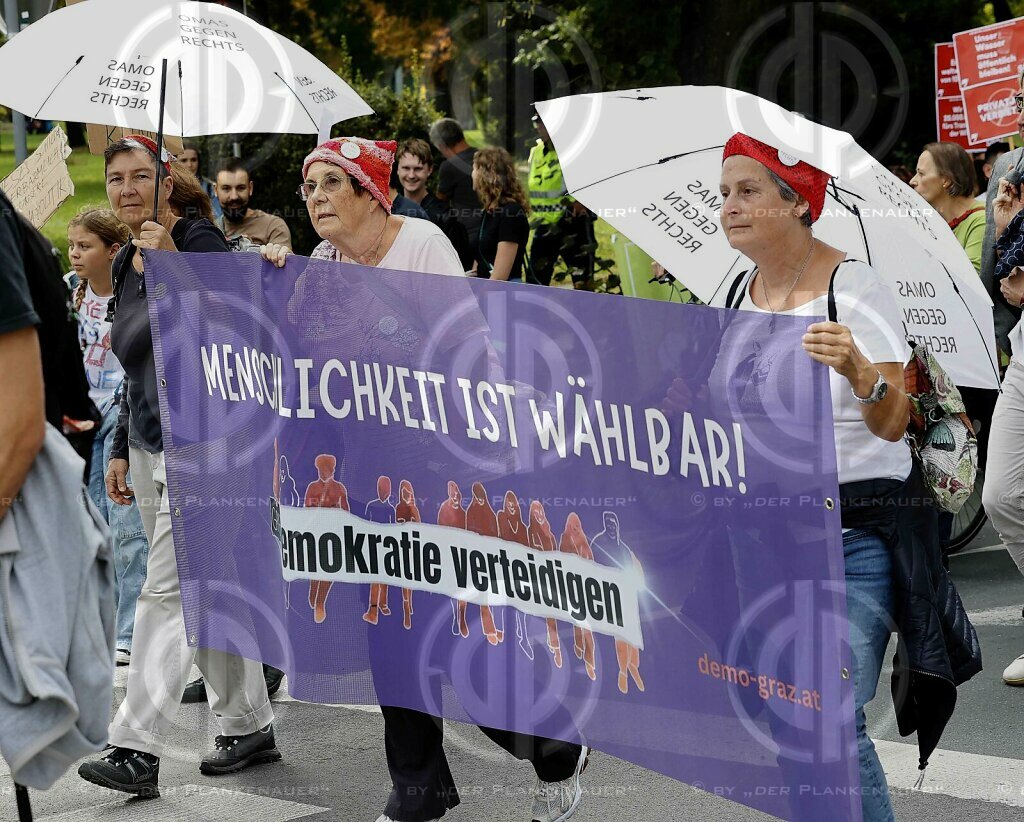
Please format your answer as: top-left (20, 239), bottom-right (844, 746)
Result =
top-left (303, 454), bottom-right (350, 624)
top-left (363, 475), bottom-right (396, 625)
top-left (560, 512), bottom-right (596, 680)
top-left (466, 481), bottom-right (503, 645)
top-left (528, 501), bottom-right (562, 668)
top-left (438, 481), bottom-right (470, 638)
top-left (592, 511), bottom-right (644, 694)
top-left (497, 491), bottom-right (533, 660)
top-left (394, 480), bottom-right (420, 630)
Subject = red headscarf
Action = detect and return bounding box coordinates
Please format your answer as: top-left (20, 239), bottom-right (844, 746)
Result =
top-left (123, 134), bottom-right (173, 175)
top-left (723, 133), bottom-right (831, 223)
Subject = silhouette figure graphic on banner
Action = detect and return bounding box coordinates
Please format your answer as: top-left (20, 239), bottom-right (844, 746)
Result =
top-left (560, 512), bottom-right (596, 680)
top-left (394, 479), bottom-right (420, 630)
top-left (438, 481), bottom-right (470, 638)
top-left (466, 481), bottom-right (503, 645)
top-left (275, 444), bottom-right (301, 609)
top-left (303, 454), bottom-right (350, 624)
top-left (497, 490), bottom-right (534, 660)
top-left (592, 511), bottom-right (645, 693)
top-left (364, 475), bottom-right (396, 625)
top-left (527, 500), bottom-right (562, 667)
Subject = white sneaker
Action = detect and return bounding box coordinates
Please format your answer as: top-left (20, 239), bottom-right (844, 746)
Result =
top-left (531, 745), bottom-right (590, 822)
top-left (1003, 653), bottom-right (1024, 685)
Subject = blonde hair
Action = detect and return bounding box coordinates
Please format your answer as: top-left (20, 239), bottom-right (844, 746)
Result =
top-left (472, 147), bottom-right (530, 214)
top-left (67, 208), bottom-right (131, 310)
top-left (169, 160), bottom-right (215, 222)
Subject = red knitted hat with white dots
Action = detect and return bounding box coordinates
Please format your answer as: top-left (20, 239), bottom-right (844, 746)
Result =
top-left (302, 137), bottom-right (398, 213)
top-left (723, 133), bottom-right (831, 222)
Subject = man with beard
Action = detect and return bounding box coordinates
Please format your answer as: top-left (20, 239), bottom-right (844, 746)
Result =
top-left (215, 159), bottom-right (291, 250)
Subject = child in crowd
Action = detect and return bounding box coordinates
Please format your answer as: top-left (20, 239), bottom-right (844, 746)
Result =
top-left (67, 208), bottom-right (149, 667)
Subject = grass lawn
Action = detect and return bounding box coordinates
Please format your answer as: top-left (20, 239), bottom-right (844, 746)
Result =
top-left (1, 123), bottom-right (108, 269)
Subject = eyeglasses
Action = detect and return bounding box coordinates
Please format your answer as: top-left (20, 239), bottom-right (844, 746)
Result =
top-left (1015, 94), bottom-right (1024, 113)
top-left (297, 174), bottom-right (350, 201)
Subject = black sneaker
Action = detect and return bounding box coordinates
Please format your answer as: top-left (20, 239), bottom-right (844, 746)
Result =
top-left (263, 664), bottom-right (284, 698)
top-left (181, 675), bottom-right (207, 703)
top-left (78, 747), bottom-right (160, 797)
top-left (199, 724), bottom-right (282, 775)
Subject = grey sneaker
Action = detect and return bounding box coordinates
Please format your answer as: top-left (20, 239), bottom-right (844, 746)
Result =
top-left (531, 745), bottom-right (590, 822)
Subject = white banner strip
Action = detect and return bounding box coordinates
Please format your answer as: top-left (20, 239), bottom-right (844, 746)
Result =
top-left (272, 500), bottom-right (644, 647)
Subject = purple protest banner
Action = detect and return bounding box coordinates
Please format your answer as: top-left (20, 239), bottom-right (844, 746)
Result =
top-left (146, 249), bottom-right (859, 822)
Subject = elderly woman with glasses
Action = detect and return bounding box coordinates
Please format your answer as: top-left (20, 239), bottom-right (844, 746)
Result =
top-left (261, 137), bottom-right (457, 272)
top-left (260, 137), bottom-right (592, 822)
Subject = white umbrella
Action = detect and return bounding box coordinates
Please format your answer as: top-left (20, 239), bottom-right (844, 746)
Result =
top-left (536, 86), bottom-right (999, 390)
top-left (0, 0), bottom-right (371, 136)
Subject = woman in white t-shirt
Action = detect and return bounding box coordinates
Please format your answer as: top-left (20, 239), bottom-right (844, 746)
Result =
top-left (67, 208), bottom-right (149, 667)
top-left (718, 134), bottom-right (911, 822)
top-left (259, 137), bottom-right (590, 822)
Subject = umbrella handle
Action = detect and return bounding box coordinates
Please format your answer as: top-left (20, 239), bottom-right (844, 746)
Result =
top-left (152, 58), bottom-right (168, 223)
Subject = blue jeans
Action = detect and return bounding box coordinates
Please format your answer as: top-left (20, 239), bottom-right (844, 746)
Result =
top-left (88, 396), bottom-right (149, 652)
top-left (843, 527), bottom-right (896, 822)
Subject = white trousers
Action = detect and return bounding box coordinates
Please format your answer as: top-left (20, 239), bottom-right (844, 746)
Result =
top-left (108, 449), bottom-right (273, 756)
top-left (984, 359), bottom-right (1024, 575)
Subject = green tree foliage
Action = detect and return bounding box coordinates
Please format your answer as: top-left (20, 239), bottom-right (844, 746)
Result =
top-left (497, 0), bottom-right (993, 165)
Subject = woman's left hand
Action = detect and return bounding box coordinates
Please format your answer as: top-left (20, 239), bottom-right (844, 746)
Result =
top-left (801, 321), bottom-right (870, 385)
top-left (133, 220), bottom-right (177, 252)
top-left (1000, 266), bottom-right (1024, 308)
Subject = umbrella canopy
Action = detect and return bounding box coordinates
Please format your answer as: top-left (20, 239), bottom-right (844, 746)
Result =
top-left (0, 0), bottom-right (371, 136)
top-left (536, 86), bottom-right (999, 390)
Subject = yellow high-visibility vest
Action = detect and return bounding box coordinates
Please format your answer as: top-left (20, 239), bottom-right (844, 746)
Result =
top-left (528, 140), bottom-right (570, 226)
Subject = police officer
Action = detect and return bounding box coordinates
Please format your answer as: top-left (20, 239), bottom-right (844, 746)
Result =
top-left (527, 111), bottom-right (597, 288)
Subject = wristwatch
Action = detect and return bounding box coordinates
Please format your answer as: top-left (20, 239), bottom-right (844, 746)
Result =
top-left (852, 371), bottom-right (888, 404)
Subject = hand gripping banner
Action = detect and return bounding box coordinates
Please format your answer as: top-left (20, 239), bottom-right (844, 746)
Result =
top-left (147, 249), bottom-right (860, 822)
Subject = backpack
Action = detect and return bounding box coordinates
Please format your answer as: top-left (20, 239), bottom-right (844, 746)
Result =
top-left (11, 194), bottom-right (99, 464)
top-left (726, 263), bottom-right (977, 512)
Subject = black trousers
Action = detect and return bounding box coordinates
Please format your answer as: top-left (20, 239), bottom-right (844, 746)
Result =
top-left (530, 213), bottom-right (596, 286)
top-left (381, 705), bottom-right (583, 821)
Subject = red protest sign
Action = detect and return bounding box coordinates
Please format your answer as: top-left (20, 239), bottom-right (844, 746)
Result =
top-left (960, 76), bottom-right (1020, 144)
top-left (935, 43), bottom-right (960, 98)
top-left (953, 19), bottom-right (1024, 90)
top-left (936, 97), bottom-right (975, 149)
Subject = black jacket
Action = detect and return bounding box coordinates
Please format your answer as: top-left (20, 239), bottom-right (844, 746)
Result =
top-left (890, 461), bottom-right (982, 773)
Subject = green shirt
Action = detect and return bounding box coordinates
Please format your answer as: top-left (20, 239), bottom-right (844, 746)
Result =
top-left (951, 207), bottom-right (986, 275)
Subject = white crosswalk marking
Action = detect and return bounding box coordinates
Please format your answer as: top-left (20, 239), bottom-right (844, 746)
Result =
top-left (877, 739), bottom-right (1024, 808)
top-left (963, 605), bottom-right (1023, 626)
top-left (34, 785), bottom-right (328, 821)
